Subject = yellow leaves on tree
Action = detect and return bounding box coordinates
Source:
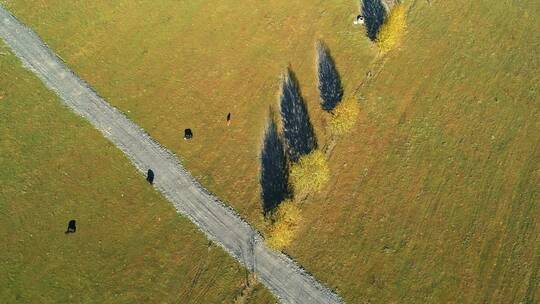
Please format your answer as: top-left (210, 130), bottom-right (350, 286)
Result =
top-left (274, 200), bottom-right (302, 224)
top-left (377, 4), bottom-right (407, 53)
top-left (266, 200), bottom-right (302, 251)
top-left (290, 150), bottom-right (330, 194)
top-left (329, 97), bottom-right (360, 136)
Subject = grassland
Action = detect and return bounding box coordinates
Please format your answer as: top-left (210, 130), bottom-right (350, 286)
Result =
top-left (0, 0), bottom-right (373, 228)
top-left (0, 43), bottom-right (274, 303)
top-left (289, 1), bottom-right (540, 302)
top-left (3, 0), bottom-right (539, 303)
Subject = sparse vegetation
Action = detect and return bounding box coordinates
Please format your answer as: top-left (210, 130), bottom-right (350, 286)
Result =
top-left (266, 200), bottom-right (302, 250)
top-left (376, 3), bottom-right (407, 52)
top-left (329, 97), bottom-right (360, 136)
top-left (290, 150), bottom-right (330, 194)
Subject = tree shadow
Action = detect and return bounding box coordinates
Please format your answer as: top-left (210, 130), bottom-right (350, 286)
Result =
top-left (317, 41), bottom-right (343, 112)
top-left (362, 0), bottom-right (387, 40)
top-left (279, 68), bottom-right (317, 163)
top-left (260, 110), bottom-right (289, 214)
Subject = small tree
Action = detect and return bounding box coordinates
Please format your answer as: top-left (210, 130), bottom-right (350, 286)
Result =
top-left (267, 220), bottom-right (295, 250)
top-left (273, 200), bottom-right (302, 225)
top-left (376, 3), bottom-right (407, 53)
top-left (290, 150), bottom-right (330, 194)
top-left (317, 41), bottom-right (343, 111)
top-left (329, 97), bottom-right (360, 136)
top-left (266, 200), bottom-right (302, 251)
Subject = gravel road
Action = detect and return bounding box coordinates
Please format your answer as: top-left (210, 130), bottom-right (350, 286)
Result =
top-left (0, 6), bottom-right (342, 304)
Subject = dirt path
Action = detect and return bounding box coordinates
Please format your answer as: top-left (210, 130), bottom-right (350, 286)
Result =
top-left (0, 6), bottom-right (342, 304)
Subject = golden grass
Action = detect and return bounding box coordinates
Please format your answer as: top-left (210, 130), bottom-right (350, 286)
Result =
top-left (287, 1), bottom-right (540, 302)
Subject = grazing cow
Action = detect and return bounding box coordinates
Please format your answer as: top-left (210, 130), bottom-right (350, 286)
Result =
top-left (146, 169), bottom-right (154, 184)
top-left (65, 219), bottom-right (76, 234)
top-left (184, 128), bottom-right (193, 140)
top-left (353, 15), bottom-right (365, 25)
top-left (227, 112), bottom-right (231, 126)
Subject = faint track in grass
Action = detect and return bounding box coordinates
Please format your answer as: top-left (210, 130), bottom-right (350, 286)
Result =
top-left (0, 5), bottom-right (343, 304)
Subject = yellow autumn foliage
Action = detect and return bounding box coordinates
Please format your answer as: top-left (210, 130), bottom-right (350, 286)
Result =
top-left (377, 4), bottom-right (407, 53)
top-left (329, 97), bottom-right (360, 136)
top-left (267, 220), bottom-right (295, 250)
top-left (274, 200), bottom-right (302, 225)
top-left (290, 150), bottom-right (330, 194)
top-left (266, 200), bottom-right (302, 251)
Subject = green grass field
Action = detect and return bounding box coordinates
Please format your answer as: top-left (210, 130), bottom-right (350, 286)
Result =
top-left (1, 0), bottom-right (372, 232)
top-left (0, 43), bottom-right (275, 303)
top-left (2, 0), bottom-right (539, 303)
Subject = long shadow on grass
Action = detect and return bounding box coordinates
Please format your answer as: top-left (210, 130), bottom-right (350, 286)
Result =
top-left (260, 110), bottom-right (289, 214)
top-left (362, 0), bottom-right (387, 40)
top-left (317, 41), bottom-right (343, 112)
top-left (279, 68), bottom-right (317, 163)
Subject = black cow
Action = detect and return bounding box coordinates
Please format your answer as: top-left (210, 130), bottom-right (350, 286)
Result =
top-left (147, 169), bottom-right (155, 184)
top-left (184, 128), bottom-right (193, 140)
top-left (65, 220), bottom-right (76, 234)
